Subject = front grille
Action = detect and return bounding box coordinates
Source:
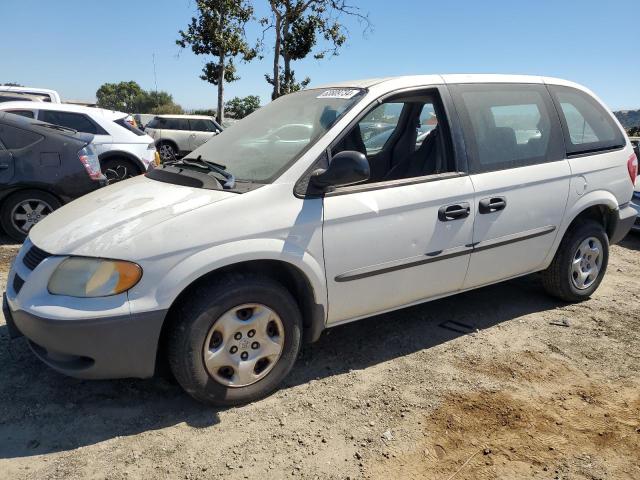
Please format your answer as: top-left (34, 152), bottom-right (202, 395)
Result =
top-left (23, 244), bottom-right (52, 271)
top-left (13, 274), bottom-right (25, 294)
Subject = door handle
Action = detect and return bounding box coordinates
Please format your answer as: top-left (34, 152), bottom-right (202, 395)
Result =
top-left (438, 202), bottom-right (470, 221)
top-left (0, 164), bottom-right (9, 170)
top-left (479, 196), bottom-right (507, 214)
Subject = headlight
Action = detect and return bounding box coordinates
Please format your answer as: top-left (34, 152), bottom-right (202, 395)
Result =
top-left (48, 258), bottom-right (142, 297)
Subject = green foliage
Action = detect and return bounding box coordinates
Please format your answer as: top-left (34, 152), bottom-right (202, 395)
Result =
top-left (96, 81), bottom-right (183, 114)
top-left (615, 110), bottom-right (640, 131)
top-left (96, 81), bottom-right (143, 111)
top-left (627, 126), bottom-right (640, 137)
top-left (225, 95), bottom-right (260, 118)
top-left (177, 0), bottom-right (257, 123)
top-left (191, 109), bottom-right (218, 117)
top-left (1, 82), bottom-right (23, 87)
top-left (264, 0), bottom-right (369, 99)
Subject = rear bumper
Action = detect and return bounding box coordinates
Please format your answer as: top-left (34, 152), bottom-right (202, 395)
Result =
top-left (630, 197), bottom-right (640, 232)
top-left (609, 203), bottom-right (637, 243)
top-left (4, 293), bottom-right (166, 379)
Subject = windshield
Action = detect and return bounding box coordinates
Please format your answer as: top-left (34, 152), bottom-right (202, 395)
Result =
top-left (184, 88), bottom-right (365, 182)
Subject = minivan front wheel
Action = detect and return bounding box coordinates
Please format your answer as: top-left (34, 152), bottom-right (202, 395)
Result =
top-left (168, 274), bottom-right (302, 406)
top-left (542, 220), bottom-right (609, 302)
top-left (0, 190), bottom-right (61, 242)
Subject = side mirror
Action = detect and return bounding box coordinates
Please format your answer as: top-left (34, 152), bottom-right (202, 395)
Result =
top-left (310, 150), bottom-right (370, 192)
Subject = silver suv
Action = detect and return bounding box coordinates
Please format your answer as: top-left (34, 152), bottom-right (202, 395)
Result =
top-left (145, 115), bottom-right (222, 161)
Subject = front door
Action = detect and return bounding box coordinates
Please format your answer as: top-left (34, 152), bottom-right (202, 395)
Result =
top-left (322, 88), bottom-right (475, 324)
top-left (448, 83), bottom-right (571, 288)
top-left (189, 118), bottom-right (217, 150)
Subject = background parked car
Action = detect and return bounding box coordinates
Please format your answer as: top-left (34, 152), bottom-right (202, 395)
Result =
top-left (0, 112), bottom-right (106, 241)
top-left (132, 114), bottom-right (156, 130)
top-left (0, 86), bottom-right (61, 103)
top-left (145, 114), bottom-right (222, 161)
top-left (0, 102), bottom-right (158, 183)
top-left (0, 92), bottom-right (48, 104)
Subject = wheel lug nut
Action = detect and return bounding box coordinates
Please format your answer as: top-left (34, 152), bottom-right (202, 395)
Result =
top-left (248, 329), bottom-right (256, 338)
top-left (230, 346), bottom-right (238, 354)
top-left (241, 351), bottom-right (248, 360)
top-left (251, 342), bottom-right (259, 350)
top-left (234, 332), bottom-right (242, 340)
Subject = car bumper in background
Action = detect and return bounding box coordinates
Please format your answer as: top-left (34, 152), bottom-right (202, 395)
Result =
top-left (610, 203), bottom-right (638, 243)
top-left (630, 196), bottom-right (640, 232)
top-left (4, 293), bottom-right (166, 379)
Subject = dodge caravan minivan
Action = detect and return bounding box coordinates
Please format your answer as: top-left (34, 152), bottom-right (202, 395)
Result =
top-left (4, 75), bottom-right (637, 406)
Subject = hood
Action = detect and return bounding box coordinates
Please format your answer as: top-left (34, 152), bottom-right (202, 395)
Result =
top-left (30, 175), bottom-right (235, 256)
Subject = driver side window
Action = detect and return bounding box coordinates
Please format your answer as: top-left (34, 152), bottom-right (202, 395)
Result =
top-left (331, 90), bottom-right (453, 184)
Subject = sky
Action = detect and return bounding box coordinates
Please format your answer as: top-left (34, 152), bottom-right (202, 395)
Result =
top-left (2, 0), bottom-right (639, 111)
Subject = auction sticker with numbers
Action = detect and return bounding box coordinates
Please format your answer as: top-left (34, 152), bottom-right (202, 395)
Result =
top-left (317, 89), bottom-right (361, 99)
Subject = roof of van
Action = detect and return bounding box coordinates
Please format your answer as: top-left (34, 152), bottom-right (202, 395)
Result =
top-left (316, 74), bottom-right (589, 92)
top-left (0, 101), bottom-right (127, 120)
top-left (154, 114), bottom-right (214, 120)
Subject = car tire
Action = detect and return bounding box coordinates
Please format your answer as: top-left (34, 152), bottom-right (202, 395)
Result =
top-left (542, 220), bottom-right (609, 302)
top-left (167, 273), bottom-right (303, 406)
top-left (0, 190), bottom-right (61, 242)
top-left (101, 158), bottom-right (140, 184)
top-left (158, 142), bottom-right (178, 162)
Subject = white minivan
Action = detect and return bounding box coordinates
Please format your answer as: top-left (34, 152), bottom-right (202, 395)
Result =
top-left (4, 75), bottom-right (637, 406)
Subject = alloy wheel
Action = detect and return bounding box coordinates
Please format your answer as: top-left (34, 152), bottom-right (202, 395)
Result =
top-left (159, 144), bottom-right (176, 162)
top-left (105, 164), bottom-right (134, 184)
top-left (11, 199), bottom-right (53, 234)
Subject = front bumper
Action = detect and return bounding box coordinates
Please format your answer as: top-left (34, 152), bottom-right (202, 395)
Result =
top-left (4, 239), bottom-right (167, 379)
top-left (4, 294), bottom-right (166, 379)
top-left (609, 203), bottom-right (638, 243)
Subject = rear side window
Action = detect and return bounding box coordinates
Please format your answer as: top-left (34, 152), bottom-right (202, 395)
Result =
top-left (548, 85), bottom-right (625, 155)
top-left (450, 84), bottom-right (564, 173)
top-left (0, 123), bottom-right (43, 149)
top-left (115, 118), bottom-right (146, 136)
top-left (39, 110), bottom-right (108, 135)
top-left (6, 110), bottom-right (35, 119)
top-left (159, 118), bottom-right (189, 130)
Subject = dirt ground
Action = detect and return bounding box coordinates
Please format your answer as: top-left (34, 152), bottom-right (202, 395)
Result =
top-left (1, 234), bottom-right (639, 480)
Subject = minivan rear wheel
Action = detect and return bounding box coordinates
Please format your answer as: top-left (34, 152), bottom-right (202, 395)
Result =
top-left (542, 220), bottom-right (609, 302)
top-left (167, 274), bottom-right (302, 406)
top-left (0, 190), bottom-right (61, 242)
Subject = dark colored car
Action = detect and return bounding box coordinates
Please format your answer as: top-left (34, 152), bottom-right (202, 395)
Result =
top-left (0, 112), bottom-right (106, 241)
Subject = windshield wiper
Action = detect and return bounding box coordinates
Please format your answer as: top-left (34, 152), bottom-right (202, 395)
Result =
top-left (170, 156), bottom-right (235, 189)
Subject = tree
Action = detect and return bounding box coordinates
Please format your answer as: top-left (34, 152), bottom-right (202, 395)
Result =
top-left (96, 81), bottom-right (183, 114)
top-left (96, 81), bottom-right (144, 111)
top-left (263, 0), bottom-right (370, 99)
top-left (177, 0), bottom-right (256, 124)
top-left (1, 82), bottom-right (23, 87)
top-left (225, 95), bottom-right (260, 118)
top-left (628, 126), bottom-right (640, 137)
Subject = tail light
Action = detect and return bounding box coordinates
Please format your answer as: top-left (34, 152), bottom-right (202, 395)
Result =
top-left (628, 153), bottom-right (638, 186)
top-left (78, 145), bottom-right (103, 180)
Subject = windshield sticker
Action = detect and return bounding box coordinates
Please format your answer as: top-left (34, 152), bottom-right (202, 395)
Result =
top-left (317, 89), bottom-right (360, 99)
